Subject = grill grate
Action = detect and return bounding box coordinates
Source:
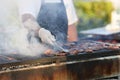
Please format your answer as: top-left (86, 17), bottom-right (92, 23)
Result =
top-left (0, 40), bottom-right (120, 73)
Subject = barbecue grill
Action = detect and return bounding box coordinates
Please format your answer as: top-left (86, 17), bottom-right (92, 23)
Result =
top-left (0, 40), bottom-right (120, 80)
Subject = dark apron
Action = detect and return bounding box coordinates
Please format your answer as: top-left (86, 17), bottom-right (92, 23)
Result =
top-left (37, 0), bottom-right (68, 44)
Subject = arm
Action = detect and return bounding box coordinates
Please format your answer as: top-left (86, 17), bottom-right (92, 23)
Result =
top-left (18, 0), bottom-right (41, 33)
top-left (21, 13), bottom-right (56, 45)
top-left (21, 13), bottom-right (40, 35)
top-left (67, 23), bottom-right (78, 42)
top-left (18, 0), bottom-right (55, 45)
top-left (64, 0), bottom-right (78, 42)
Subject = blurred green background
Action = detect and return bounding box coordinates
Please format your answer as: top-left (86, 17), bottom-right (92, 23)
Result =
top-left (73, 0), bottom-right (114, 31)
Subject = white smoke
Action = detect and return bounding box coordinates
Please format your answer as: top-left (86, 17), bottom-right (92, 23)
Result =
top-left (0, 0), bottom-right (49, 56)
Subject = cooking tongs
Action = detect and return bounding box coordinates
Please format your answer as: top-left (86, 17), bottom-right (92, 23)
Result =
top-left (53, 42), bottom-right (69, 53)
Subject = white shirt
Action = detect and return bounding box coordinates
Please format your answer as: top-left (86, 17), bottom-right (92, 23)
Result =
top-left (18, 0), bottom-right (78, 25)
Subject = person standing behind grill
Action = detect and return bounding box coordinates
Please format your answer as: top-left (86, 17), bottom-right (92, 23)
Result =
top-left (18, 0), bottom-right (78, 46)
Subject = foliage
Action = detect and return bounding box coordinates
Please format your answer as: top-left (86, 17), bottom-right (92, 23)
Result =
top-left (73, 0), bottom-right (113, 31)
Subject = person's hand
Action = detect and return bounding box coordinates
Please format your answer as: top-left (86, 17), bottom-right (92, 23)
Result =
top-left (21, 14), bottom-right (56, 45)
top-left (23, 19), bottom-right (40, 31)
top-left (39, 28), bottom-right (56, 45)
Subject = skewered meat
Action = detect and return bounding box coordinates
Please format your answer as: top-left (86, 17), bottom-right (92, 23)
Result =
top-left (44, 40), bottom-right (120, 56)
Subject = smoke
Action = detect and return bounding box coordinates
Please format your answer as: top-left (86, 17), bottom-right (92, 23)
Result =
top-left (0, 0), bottom-right (49, 56)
